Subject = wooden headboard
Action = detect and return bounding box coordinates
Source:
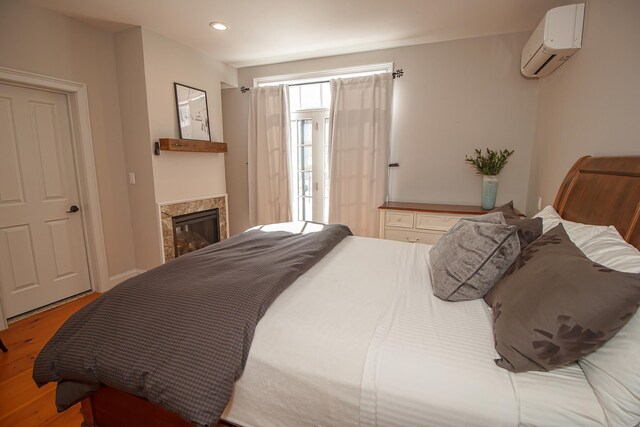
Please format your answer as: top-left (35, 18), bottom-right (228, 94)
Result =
top-left (554, 156), bottom-right (640, 249)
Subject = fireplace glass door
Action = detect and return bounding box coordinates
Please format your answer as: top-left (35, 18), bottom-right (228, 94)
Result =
top-left (172, 208), bottom-right (220, 257)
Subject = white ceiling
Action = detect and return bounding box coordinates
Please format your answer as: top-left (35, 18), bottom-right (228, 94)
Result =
top-left (31, 0), bottom-right (571, 68)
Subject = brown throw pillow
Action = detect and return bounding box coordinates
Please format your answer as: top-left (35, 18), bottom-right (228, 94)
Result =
top-left (489, 200), bottom-right (521, 222)
top-left (509, 217), bottom-right (543, 250)
top-left (484, 224), bottom-right (640, 373)
top-left (490, 201), bottom-right (542, 250)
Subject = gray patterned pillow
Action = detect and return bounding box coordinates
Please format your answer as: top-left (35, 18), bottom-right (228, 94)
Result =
top-left (484, 224), bottom-right (640, 372)
top-left (430, 213), bottom-right (520, 302)
top-left (461, 211), bottom-right (506, 225)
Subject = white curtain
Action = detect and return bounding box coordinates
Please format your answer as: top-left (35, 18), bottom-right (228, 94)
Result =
top-left (328, 73), bottom-right (393, 237)
top-left (248, 85), bottom-right (292, 226)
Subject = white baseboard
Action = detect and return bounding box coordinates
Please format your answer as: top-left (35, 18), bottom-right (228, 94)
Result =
top-left (0, 269), bottom-right (146, 329)
top-left (105, 268), bottom-right (146, 292)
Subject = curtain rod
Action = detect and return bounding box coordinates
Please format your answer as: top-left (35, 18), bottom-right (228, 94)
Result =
top-left (239, 68), bottom-right (404, 93)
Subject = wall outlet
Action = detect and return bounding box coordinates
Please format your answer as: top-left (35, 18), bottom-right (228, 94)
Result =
top-left (537, 196), bottom-right (542, 210)
top-left (128, 172), bottom-right (136, 184)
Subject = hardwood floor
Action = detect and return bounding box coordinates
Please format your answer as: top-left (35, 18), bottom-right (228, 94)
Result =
top-left (0, 293), bottom-right (231, 427)
top-left (0, 293), bottom-right (101, 426)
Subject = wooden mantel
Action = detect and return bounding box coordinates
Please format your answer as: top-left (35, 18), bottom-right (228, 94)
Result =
top-left (158, 138), bottom-right (227, 153)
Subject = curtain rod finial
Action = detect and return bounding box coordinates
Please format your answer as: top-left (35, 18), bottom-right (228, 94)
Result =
top-left (392, 69), bottom-right (404, 79)
top-left (240, 86), bottom-right (251, 93)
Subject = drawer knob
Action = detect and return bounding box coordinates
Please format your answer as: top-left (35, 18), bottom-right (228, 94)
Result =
top-left (406, 237), bottom-right (420, 243)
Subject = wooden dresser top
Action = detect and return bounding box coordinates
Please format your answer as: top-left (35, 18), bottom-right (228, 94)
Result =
top-left (378, 201), bottom-right (490, 215)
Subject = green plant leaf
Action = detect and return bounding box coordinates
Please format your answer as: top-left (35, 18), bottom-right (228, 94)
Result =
top-left (465, 148), bottom-right (514, 175)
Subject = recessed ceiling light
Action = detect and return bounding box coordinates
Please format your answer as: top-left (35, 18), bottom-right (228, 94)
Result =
top-left (209, 21), bottom-right (229, 31)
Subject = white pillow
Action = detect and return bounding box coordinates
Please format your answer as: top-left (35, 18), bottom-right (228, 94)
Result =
top-left (533, 205), bottom-right (609, 247)
top-left (578, 227), bottom-right (640, 427)
top-left (581, 227), bottom-right (640, 273)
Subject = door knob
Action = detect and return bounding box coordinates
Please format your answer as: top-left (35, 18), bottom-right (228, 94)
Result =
top-left (66, 205), bottom-right (80, 213)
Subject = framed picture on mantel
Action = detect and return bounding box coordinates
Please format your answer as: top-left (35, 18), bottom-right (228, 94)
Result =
top-left (174, 82), bottom-right (211, 141)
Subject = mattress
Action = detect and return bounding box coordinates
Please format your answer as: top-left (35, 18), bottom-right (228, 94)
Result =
top-left (224, 236), bottom-right (606, 426)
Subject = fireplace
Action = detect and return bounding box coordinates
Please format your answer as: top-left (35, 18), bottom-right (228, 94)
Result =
top-left (159, 195), bottom-right (227, 261)
top-left (172, 208), bottom-right (220, 257)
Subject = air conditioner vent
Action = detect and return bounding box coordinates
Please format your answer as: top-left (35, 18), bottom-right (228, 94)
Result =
top-left (521, 4), bottom-right (585, 78)
top-left (534, 54), bottom-right (556, 76)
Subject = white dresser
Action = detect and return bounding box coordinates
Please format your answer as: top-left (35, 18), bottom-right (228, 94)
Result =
top-left (378, 202), bottom-right (489, 245)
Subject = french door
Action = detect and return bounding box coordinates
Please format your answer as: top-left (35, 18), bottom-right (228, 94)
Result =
top-left (290, 110), bottom-right (329, 223)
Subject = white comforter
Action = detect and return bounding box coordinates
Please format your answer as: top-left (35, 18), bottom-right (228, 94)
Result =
top-left (224, 236), bottom-right (606, 427)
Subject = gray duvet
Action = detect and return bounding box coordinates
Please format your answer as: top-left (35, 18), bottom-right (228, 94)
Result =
top-left (33, 222), bottom-right (352, 427)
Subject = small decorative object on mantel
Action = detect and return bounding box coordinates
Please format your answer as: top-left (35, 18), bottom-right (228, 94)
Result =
top-left (174, 82), bottom-right (211, 141)
top-left (465, 148), bottom-right (514, 210)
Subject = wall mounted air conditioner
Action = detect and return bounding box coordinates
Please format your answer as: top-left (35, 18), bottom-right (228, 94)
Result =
top-left (521, 3), bottom-right (585, 78)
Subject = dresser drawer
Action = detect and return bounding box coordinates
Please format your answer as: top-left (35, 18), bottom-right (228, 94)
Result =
top-left (384, 210), bottom-right (414, 228)
top-left (384, 228), bottom-right (442, 245)
top-left (415, 213), bottom-right (466, 232)
top-left (380, 202), bottom-right (490, 244)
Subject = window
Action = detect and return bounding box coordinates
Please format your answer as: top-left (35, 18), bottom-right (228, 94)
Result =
top-left (254, 63), bottom-right (394, 224)
top-left (289, 82), bottom-right (330, 222)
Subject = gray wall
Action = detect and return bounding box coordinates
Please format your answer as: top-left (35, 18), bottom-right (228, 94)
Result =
top-left (222, 32), bottom-right (540, 234)
top-left (114, 27), bottom-right (239, 269)
top-left (0, 0), bottom-right (136, 277)
top-left (142, 28), bottom-right (237, 205)
top-left (222, 89), bottom-right (250, 235)
top-left (114, 27), bottom-right (158, 270)
top-left (526, 0), bottom-right (640, 214)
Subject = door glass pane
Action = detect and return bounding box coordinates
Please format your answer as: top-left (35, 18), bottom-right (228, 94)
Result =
top-left (298, 172), bottom-right (312, 197)
top-left (298, 198), bottom-right (303, 220)
top-left (301, 119), bottom-right (312, 144)
top-left (298, 197), bottom-right (312, 222)
top-left (298, 145), bottom-right (312, 171)
top-left (303, 197), bottom-right (312, 221)
top-left (292, 119), bottom-right (311, 145)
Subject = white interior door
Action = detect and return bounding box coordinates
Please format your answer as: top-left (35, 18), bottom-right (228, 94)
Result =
top-left (0, 83), bottom-right (91, 318)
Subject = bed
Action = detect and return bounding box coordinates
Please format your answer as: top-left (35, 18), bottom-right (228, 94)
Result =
top-left (35, 155), bottom-right (640, 427)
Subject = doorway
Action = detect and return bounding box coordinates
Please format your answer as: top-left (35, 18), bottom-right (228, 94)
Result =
top-left (0, 83), bottom-right (91, 318)
top-left (289, 82), bottom-right (330, 223)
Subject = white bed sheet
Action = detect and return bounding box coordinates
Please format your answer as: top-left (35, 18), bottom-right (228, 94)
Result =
top-left (224, 236), bottom-right (606, 427)
top-left (224, 236), bottom-right (403, 427)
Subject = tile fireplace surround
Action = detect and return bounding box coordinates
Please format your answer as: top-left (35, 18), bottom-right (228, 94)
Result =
top-left (160, 195), bottom-right (228, 261)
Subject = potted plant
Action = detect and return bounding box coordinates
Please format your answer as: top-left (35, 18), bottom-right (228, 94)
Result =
top-left (465, 148), bottom-right (514, 210)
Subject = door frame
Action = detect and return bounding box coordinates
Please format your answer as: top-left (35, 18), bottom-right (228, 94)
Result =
top-left (0, 66), bottom-right (110, 329)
